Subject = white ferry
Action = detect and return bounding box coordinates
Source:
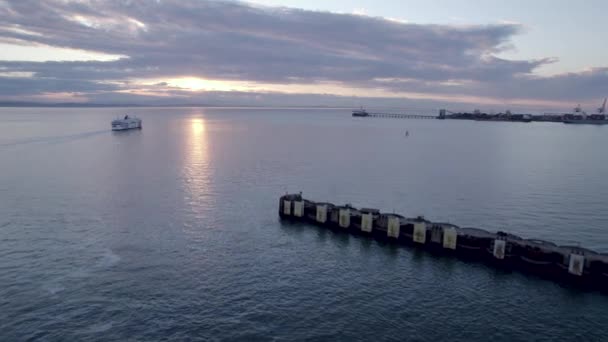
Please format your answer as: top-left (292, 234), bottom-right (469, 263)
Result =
top-left (111, 115), bottom-right (142, 131)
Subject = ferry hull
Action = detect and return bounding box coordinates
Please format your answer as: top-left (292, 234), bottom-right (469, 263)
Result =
top-left (112, 124), bottom-right (141, 131)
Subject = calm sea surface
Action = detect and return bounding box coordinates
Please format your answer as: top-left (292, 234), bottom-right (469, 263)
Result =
top-left (1, 107), bottom-right (608, 341)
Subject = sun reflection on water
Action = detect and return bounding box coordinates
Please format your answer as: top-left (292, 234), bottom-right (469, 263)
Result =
top-left (182, 116), bottom-right (215, 241)
top-left (192, 118), bottom-right (206, 134)
top-left (184, 117), bottom-right (211, 200)
top-left (188, 117), bottom-right (208, 165)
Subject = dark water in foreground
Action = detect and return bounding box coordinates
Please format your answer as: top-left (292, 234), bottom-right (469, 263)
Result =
top-left (1, 107), bottom-right (608, 341)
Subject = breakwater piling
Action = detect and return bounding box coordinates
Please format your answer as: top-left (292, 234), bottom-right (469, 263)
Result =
top-left (279, 193), bottom-right (608, 291)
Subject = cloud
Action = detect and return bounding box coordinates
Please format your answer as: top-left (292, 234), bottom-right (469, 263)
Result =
top-left (0, 75), bottom-right (119, 96)
top-left (0, 0), bottom-right (605, 108)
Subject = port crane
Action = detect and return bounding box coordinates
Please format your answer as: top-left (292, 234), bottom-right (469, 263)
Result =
top-left (598, 98), bottom-right (607, 114)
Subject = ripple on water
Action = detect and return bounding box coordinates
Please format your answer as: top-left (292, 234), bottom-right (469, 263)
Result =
top-left (3, 108), bottom-right (608, 341)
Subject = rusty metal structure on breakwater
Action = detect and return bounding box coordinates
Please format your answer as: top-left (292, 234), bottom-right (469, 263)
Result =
top-left (279, 193), bottom-right (608, 291)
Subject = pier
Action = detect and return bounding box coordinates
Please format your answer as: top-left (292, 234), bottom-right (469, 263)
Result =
top-left (352, 107), bottom-right (608, 124)
top-left (354, 112), bottom-right (438, 119)
top-left (279, 193), bottom-right (608, 291)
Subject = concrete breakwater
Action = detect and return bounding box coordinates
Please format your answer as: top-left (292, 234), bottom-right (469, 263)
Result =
top-left (279, 193), bottom-right (608, 291)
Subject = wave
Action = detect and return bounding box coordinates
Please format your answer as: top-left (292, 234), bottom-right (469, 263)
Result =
top-left (0, 130), bottom-right (107, 148)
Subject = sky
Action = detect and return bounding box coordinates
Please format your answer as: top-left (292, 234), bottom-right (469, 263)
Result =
top-left (0, 0), bottom-right (607, 111)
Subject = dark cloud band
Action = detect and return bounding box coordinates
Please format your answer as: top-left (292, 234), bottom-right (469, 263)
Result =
top-left (0, 0), bottom-right (606, 106)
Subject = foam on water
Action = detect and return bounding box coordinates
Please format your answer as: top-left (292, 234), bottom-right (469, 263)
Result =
top-left (82, 322), bottom-right (114, 334)
top-left (97, 249), bottom-right (121, 268)
top-left (41, 282), bottom-right (66, 296)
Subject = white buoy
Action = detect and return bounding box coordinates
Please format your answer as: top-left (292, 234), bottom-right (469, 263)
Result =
top-left (361, 213), bottom-right (373, 233)
top-left (413, 222), bottom-right (426, 244)
top-left (443, 227), bottom-right (457, 250)
top-left (387, 216), bottom-right (400, 238)
top-left (568, 254), bottom-right (585, 276)
top-left (493, 239), bottom-right (506, 259)
top-left (283, 200), bottom-right (291, 216)
top-left (316, 205), bottom-right (327, 223)
top-left (339, 209), bottom-right (350, 228)
top-left (293, 201), bottom-right (304, 217)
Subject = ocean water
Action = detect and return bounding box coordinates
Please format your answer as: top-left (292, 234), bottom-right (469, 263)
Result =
top-left (1, 107), bottom-right (607, 341)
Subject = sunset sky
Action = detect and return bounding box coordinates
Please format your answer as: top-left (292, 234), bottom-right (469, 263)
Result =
top-left (1, 0), bottom-right (607, 111)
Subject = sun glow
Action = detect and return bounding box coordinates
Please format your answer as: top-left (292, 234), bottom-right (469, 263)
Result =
top-left (168, 77), bottom-right (249, 92)
top-left (138, 76), bottom-right (574, 109)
